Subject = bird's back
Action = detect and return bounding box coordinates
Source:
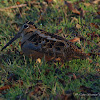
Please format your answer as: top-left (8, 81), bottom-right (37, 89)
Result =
top-left (21, 28), bottom-right (87, 61)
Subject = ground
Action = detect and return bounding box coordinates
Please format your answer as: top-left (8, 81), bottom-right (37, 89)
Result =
top-left (0, 0), bottom-right (100, 100)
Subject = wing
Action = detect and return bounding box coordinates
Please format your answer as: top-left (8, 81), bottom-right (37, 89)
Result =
top-left (21, 30), bottom-right (71, 59)
top-left (21, 29), bottom-right (87, 60)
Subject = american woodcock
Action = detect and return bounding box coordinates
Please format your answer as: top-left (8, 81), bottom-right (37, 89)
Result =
top-left (1, 21), bottom-right (88, 62)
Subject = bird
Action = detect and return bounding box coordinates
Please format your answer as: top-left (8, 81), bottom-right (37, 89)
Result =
top-left (1, 21), bottom-right (88, 62)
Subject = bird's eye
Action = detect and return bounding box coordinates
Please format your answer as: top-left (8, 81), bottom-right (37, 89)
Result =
top-left (23, 24), bottom-right (29, 28)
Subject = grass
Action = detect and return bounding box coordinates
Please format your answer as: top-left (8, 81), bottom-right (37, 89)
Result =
top-left (0, 0), bottom-right (100, 100)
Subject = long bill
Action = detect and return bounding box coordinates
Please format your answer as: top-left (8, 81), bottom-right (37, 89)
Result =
top-left (1, 32), bottom-right (21, 51)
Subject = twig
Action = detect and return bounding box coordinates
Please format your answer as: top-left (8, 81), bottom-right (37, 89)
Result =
top-left (0, 4), bottom-right (27, 11)
top-left (28, 1), bottom-right (40, 5)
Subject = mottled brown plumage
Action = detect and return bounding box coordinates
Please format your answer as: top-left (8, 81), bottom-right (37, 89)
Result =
top-left (1, 21), bottom-right (88, 62)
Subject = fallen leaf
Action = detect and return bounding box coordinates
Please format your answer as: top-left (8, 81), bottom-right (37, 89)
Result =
top-left (87, 57), bottom-right (93, 63)
top-left (84, 3), bottom-right (91, 7)
top-left (69, 37), bottom-right (80, 43)
top-left (90, 23), bottom-right (99, 29)
top-left (72, 8), bottom-right (80, 15)
top-left (36, 58), bottom-right (41, 64)
top-left (0, 80), bottom-right (23, 93)
top-left (19, 41), bottom-right (21, 47)
top-left (29, 83), bottom-right (46, 99)
top-left (65, 1), bottom-right (73, 11)
top-left (0, 85), bottom-right (12, 92)
top-left (44, 0), bottom-right (53, 4)
top-left (92, 0), bottom-right (100, 4)
top-left (1, 1), bottom-right (5, 4)
top-left (97, 11), bottom-right (100, 15)
top-left (71, 17), bottom-right (78, 23)
top-left (73, 73), bottom-right (77, 80)
top-left (16, 1), bottom-right (20, 5)
top-left (65, 1), bottom-right (80, 15)
top-left (76, 24), bottom-right (81, 29)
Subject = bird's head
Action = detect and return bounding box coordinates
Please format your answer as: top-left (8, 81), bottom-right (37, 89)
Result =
top-left (19, 21), bottom-right (37, 37)
top-left (1, 21), bottom-right (37, 51)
